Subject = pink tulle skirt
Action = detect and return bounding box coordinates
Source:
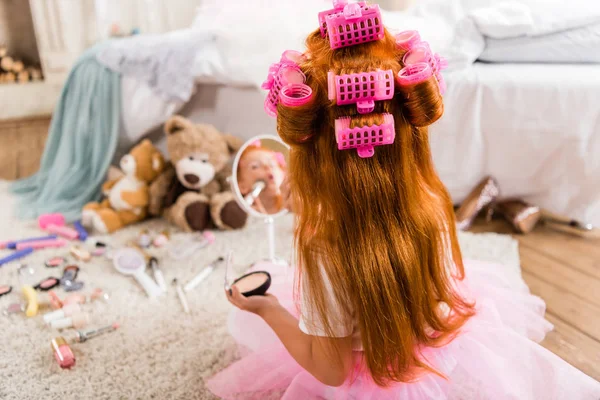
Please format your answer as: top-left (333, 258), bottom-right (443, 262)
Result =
top-left (206, 260), bottom-right (600, 399)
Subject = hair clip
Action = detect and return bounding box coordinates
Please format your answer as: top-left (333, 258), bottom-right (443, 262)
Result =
top-left (262, 50), bottom-right (307, 117)
top-left (328, 69), bottom-right (394, 114)
top-left (396, 63), bottom-right (433, 86)
top-left (335, 113), bottom-right (395, 158)
top-left (396, 31), bottom-right (448, 94)
top-left (321, 1), bottom-right (384, 50)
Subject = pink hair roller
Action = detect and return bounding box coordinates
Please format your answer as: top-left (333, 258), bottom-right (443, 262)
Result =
top-left (335, 113), bottom-right (395, 158)
top-left (322, 1), bottom-right (384, 50)
top-left (394, 30), bottom-right (421, 51)
top-left (400, 38), bottom-right (448, 95)
top-left (38, 213), bottom-right (79, 240)
top-left (327, 69), bottom-right (394, 114)
top-left (279, 84), bottom-right (313, 107)
top-left (396, 63), bottom-right (433, 86)
top-left (262, 50), bottom-right (307, 117)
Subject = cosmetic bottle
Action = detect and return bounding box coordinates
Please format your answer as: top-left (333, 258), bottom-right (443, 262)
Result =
top-left (51, 336), bottom-right (76, 369)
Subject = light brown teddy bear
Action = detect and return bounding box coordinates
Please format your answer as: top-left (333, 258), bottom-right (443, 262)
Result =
top-left (82, 139), bottom-right (165, 233)
top-left (148, 116), bottom-right (248, 231)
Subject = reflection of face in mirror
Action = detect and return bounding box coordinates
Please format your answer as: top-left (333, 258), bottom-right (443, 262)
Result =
top-left (237, 141), bottom-right (287, 215)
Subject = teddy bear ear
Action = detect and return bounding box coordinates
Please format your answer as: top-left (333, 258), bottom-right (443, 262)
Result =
top-left (164, 116), bottom-right (193, 136)
top-left (223, 134), bottom-right (244, 154)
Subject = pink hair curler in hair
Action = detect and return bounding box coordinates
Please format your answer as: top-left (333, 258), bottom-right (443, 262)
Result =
top-left (335, 113), bottom-right (395, 158)
top-left (322, 1), bottom-right (384, 50)
top-left (396, 63), bottom-right (433, 86)
top-left (327, 69), bottom-right (394, 114)
top-left (38, 213), bottom-right (79, 240)
top-left (394, 30), bottom-right (421, 51)
top-left (262, 50), bottom-right (307, 117)
top-left (279, 84), bottom-right (313, 107)
top-left (401, 40), bottom-right (448, 95)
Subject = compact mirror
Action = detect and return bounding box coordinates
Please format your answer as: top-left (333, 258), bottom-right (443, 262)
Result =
top-left (231, 135), bottom-right (290, 265)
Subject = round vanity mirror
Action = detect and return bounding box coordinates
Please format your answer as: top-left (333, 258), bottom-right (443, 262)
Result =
top-left (231, 135), bottom-right (290, 266)
top-left (231, 135), bottom-right (289, 219)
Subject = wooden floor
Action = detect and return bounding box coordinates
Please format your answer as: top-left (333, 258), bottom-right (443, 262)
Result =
top-left (469, 217), bottom-right (600, 381)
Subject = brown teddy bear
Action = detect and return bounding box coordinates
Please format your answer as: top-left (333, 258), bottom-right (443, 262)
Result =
top-left (148, 116), bottom-right (248, 231)
top-left (82, 139), bottom-right (165, 233)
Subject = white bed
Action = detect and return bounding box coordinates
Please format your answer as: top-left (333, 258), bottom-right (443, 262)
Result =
top-left (115, 0), bottom-right (600, 226)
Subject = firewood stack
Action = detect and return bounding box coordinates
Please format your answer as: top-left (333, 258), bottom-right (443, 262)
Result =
top-left (0, 45), bottom-right (43, 84)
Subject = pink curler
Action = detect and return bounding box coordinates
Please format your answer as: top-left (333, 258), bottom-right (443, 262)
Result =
top-left (16, 238), bottom-right (67, 250)
top-left (279, 84), bottom-right (313, 107)
top-left (318, 0), bottom-right (365, 38)
top-left (395, 30), bottom-right (421, 51)
top-left (38, 213), bottom-right (79, 240)
top-left (327, 69), bottom-right (394, 114)
top-left (335, 113), bottom-right (395, 158)
top-left (324, 2), bottom-right (384, 50)
top-left (402, 42), bottom-right (448, 95)
top-left (262, 51), bottom-right (307, 117)
top-left (396, 63), bottom-right (433, 86)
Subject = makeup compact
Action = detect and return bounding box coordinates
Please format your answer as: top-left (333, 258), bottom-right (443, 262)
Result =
top-left (34, 277), bottom-right (60, 291)
top-left (70, 246), bottom-right (91, 262)
top-left (0, 285), bottom-right (13, 297)
top-left (224, 252), bottom-right (272, 297)
top-left (45, 256), bottom-right (67, 268)
top-left (231, 272), bottom-right (272, 297)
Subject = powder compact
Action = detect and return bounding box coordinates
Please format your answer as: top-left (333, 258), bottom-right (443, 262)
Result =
top-left (0, 285), bottom-right (13, 298)
top-left (34, 277), bottom-right (60, 291)
top-left (45, 256), bottom-right (67, 268)
top-left (231, 271), bottom-right (272, 297)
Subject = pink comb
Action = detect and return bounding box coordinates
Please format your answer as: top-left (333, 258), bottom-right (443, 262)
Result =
top-left (38, 213), bottom-right (79, 240)
top-left (262, 50), bottom-right (307, 117)
top-left (398, 34), bottom-right (448, 94)
top-left (396, 63), bottom-right (432, 86)
top-left (335, 113), bottom-right (395, 158)
top-left (327, 69), bottom-right (394, 114)
top-left (323, 2), bottom-right (384, 50)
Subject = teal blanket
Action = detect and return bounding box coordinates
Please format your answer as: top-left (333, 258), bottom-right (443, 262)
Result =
top-left (11, 45), bottom-right (120, 222)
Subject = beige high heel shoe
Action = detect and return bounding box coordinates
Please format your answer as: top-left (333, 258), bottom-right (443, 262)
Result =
top-left (455, 176), bottom-right (500, 231)
top-left (495, 199), bottom-right (541, 234)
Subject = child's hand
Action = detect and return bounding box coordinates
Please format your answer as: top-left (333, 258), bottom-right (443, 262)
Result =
top-left (226, 286), bottom-right (280, 316)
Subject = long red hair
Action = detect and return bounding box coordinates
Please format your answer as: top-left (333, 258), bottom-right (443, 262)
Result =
top-left (277, 28), bottom-right (475, 385)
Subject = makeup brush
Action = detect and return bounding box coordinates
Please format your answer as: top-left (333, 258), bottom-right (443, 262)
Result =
top-left (69, 322), bottom-right (120, 343)
top-left (244, 180), bottom-right (266, 205)
top-left (184, 256), bottom-right (225, 292)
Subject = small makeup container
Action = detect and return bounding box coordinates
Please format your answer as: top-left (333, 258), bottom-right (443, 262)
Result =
top-left (152, 231), bottom-right (170, 247)
top-left (3, 302), bottom-right (25, 316)
top-left (91, 242), bottom-right (107, 257)
top-left (45, 256), bottom-right (67, 268)
top-left (70, 246), bottom-right (91, 262)
top-left (138, 230), bottom-right (152, 248)
top-left (34, 277), bottom-right (61, 291)
top-left (0, 285), bottom-right (12, 297)
top-left (60, 265), bottom-right (80, 289)
top-left (231, 272), bottom-right (272, 297)
top-left (50, 311), bottom-right (89, 330)
top-left (43, 303), bottom-right (81, 324)
top-left (51, 337), bottom-right (76, 369)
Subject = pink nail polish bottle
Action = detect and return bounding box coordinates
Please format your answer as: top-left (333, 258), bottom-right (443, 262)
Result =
top-left (51, 337), bottom-right (76, 369)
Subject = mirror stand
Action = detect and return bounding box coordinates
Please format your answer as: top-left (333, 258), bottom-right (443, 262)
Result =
top-left (263, 216), bottom-right (289, 266)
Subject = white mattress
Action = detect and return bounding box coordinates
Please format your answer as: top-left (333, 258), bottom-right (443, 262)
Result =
top-left (122, 63), bottom-right (600, 225)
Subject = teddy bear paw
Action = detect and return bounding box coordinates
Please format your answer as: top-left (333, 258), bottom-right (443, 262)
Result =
top-left (81, 210), bottom-right (96, 227)
top-left (220, 200), bottom-right (248, 230)
top-left (91, 213), bottom-right (110, 234)
top-left (184, 201), bottom-right (211, 231)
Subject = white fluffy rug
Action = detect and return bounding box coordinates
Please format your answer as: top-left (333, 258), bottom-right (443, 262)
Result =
top-left (0, 181), bottom-right (520, 399)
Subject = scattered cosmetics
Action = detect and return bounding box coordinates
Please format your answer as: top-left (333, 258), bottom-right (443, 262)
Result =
top-left (152, 231), bottom-right (170, 247)
top-left (173, 278), bottom-right (190, 314)
top-left (0, 248), bottom-right (34, 267)
top-left (70, 246), bottom-right (91, 262)
top-left (73, 221), bottom-right (88, 241)
top-left (63, 281), bottom-right (85, 292)
top-left (3, 302), bottom-right (25, 315)
top-left (138, 230), bottom-right (152, 248)
top-left (38, 213), bottom-right (79, 240)
top-left (0, 284), bottom-right (13, 297)
top-left (149, 257), bottom-right (167, 292)
top-left (45, 256), bottom-right (67, 268)
top-left (44, 303), bottom-right (81, 324)
top-left (68, 322), bottom-right (119, 343)
top-left (50, 311), bottom-right (89, 330)
top-left (22, 285), bottom-right (39, 317)
top-left (34, 277), bottom-right (60, 292)
top-left (169, 231), bottom-right (216, 260)
top-left (51, 337), bottom-right (76, 369)
top-left (112, 247), bottom-right (163, 298)
top-left (184, 257), bottom-right (225, 292)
